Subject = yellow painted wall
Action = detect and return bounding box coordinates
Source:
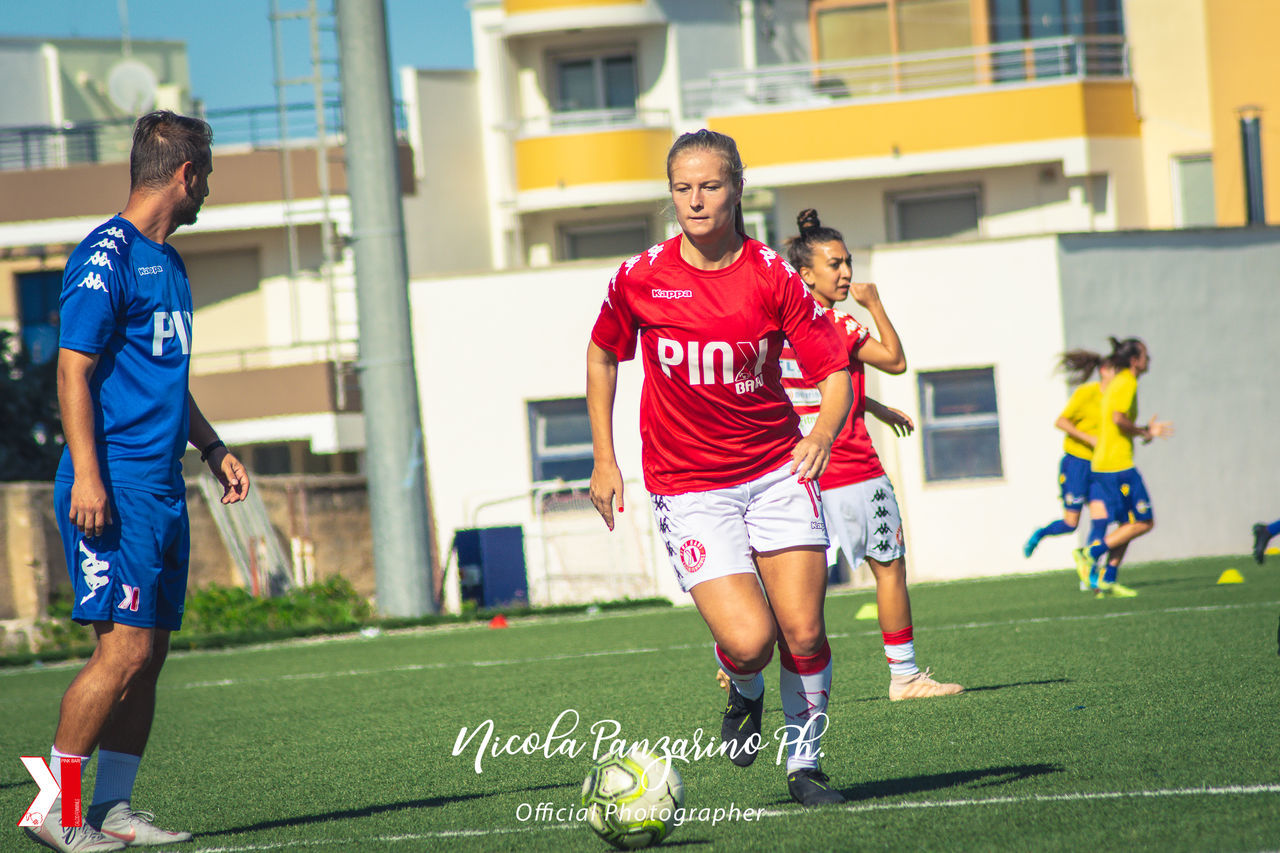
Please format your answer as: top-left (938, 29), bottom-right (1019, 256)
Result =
top-left (708, 81), bottom-right (1139, 167)
top-left (1122, 0), bottom-right (1212, 228)
top-left (515, 128), bottom-right (671, 191)
top-left (504, 0), bottom-right (642, 13)
top-left (1204, 0), bottom-right (1280, 226)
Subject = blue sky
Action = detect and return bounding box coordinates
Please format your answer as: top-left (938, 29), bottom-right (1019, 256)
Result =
top-left (0, 0), bottom-right (475, 111)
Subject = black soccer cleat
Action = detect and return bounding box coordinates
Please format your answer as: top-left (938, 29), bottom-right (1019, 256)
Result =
top-left (1252, 524), bottom-right (1271, 565)
top-left (787, 768), bottom-right (846, 806)
top-left (721, 683), bottom-right (764, 767)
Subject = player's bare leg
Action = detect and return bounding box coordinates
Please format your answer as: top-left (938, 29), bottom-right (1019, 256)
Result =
top-left (54, 623), bottom-right (157, 756)
top-left (757, 547), bottom-right (844, 805)
top-left (693, 573), bottom-right (774, 767)
top-left (868, 557), bottom-right (962, 700)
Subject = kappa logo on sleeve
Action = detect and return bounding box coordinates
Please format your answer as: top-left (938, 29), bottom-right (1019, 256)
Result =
top-left (99, 225), bottom-right (128, 241)
top-left (84, 251), bottom-right (113, 270)
top-left (77, 272), bottom-right (108, 292)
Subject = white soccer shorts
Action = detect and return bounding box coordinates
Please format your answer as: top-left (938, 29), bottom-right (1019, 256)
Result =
top-left (821, 474), bottom-right (905, 568)
top-left (650, 463), bottom-right (829, 592)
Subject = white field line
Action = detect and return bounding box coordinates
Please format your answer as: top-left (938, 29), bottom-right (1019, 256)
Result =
top-left (159, 598), bottom-right (1279, 691)
top-left (184, 783), bottom-right (1280, 852)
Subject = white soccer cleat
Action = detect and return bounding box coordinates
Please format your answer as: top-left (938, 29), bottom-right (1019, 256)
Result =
top-left (95, 802), bottom-right (192, 847)
top-left (23, 802), bottom-right (125, 852)
top-left (889, 667), bottom-right (964, 701)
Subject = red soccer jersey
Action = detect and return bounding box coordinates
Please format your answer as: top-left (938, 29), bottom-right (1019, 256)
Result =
top-left (591, 235), bottom-right (848, 495)
top-left (780, 306), bottom-right (886, 490)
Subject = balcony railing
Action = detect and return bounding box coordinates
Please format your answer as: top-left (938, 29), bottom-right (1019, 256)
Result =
top-left (512, 107), bottom-right (672, 138)
top-left (682, 35), bottom-right (1128, 118)
top-left (0, 100), bottom-right (408, 172)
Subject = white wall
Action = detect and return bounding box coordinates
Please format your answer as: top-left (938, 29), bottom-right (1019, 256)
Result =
top-left (859, 236), bottom-right (1074, 581)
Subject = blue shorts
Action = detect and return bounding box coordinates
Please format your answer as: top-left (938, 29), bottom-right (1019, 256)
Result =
top-left (1058, 454), bottom-right (1092, 511)
top-left (55, 483), bottom-right (190, 630)
top-left (1089, 468), bottom-right (1153, 524)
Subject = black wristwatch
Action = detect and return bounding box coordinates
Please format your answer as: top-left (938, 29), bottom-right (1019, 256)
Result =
top-left (200, 439), bottom-right (226, 462)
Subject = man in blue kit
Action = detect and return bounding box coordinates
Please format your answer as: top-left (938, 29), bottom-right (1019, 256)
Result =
top-left (26, 111), bottom-right (249, 853)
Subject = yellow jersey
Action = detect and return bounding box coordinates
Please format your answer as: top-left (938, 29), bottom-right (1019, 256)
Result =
top-left (1060, 381), bottom-right (1102, 460)
top-left (1092, 369), bottom-right (1138, 473)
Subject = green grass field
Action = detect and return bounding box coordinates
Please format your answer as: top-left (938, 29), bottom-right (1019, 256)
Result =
top-left (3, 555), bottom-right (1278, 852)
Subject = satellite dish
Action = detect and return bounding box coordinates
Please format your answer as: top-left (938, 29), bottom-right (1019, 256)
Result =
top-left (107, 59), bottom-right (158, 115)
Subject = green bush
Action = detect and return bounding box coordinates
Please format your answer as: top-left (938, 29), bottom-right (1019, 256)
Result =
top-left (183, 575), bottom-right (374, 635)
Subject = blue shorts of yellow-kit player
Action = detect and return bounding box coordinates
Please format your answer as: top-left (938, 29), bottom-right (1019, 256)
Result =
top-left (1089, 468), bottom-right (1153, 525)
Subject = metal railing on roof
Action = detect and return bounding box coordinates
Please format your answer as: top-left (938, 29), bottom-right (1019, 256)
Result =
top-left (511, 107), bottom-right (672, 138)
top-left (0, 100), bottom-right (408, 172)
top-left (682, 35), bottom-right (1128, 118)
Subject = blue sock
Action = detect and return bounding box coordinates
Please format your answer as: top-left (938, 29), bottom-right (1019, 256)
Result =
top-left (1037, 519), bottom-right (1076, 538)
top-left (1102, 563), bottom-right (1119, 584)
top-left (1086, 519), bottom-right (1109, 563)
top-left (1269, 520), bottom-right (1280, 537)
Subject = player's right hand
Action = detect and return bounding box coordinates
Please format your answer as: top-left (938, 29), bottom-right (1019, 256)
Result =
top-left (69, 477), bottom-right (112, 537)
top-left (849, 281), bottom-right (882, 308)
top-left (589, 462), bottom-right (625, 531)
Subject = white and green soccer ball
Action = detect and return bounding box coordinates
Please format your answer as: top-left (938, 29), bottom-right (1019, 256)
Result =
top-left (580, 746), bottom-right (685, 849)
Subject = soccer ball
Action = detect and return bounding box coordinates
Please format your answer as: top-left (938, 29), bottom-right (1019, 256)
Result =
top-left (581, 746), bottom-right (685, 849)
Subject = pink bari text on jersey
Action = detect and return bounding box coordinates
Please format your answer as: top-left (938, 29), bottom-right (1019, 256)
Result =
top-left (656, 336), bottom-right (769, 394)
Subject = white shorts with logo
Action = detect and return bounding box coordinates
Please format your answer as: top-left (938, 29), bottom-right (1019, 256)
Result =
top-left (650, 463), bottom-right (829, 592)
top-left (821, 474), bottom-right (905, 568)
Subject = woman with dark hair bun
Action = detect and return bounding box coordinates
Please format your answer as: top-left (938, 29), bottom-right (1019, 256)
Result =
top-left (1023, 349), bottom-right (1115, 569)
top-left (1071, 337), bottom-right (1174, 596)
top-left (779, 207), bottom-right (962, 701)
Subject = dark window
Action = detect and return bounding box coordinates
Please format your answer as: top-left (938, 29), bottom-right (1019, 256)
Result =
top-left (17, 269), bottom-right (63, 365)
top-left (529, 398), bottom-right (593, 483)
top-left (918, 368), bottom-right (1003, 481)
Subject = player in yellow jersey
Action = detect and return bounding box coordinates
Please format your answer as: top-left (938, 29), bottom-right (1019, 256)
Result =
top-left (1072, 338), bottom-right (1173, 596)
top-left (1024, 351), bottom-right (1115, 567)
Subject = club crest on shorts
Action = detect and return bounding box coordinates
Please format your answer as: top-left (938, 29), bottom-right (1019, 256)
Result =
top-left (679, 539), bottom-right (706, 572)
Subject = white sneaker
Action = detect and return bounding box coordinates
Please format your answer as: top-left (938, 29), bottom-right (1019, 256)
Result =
top-left (95, 802), bottom-right (192, 847)
top-left (23, 802), bottom-right (124, 852)
top-left (889, 667), bottom-right (965, 701)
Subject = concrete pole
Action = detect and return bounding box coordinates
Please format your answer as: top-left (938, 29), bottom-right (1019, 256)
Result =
top-left (336, 0), bottom-right (436, 616)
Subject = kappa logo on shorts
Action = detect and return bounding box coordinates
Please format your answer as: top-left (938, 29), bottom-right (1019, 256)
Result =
top-left (118, 585), bottom-right (140, 612)
top-left (1136, 500), bottom-right (1150, 514)
top-left (78, 542), bottom-right (110, 604)
top-left (679, 539), bottom-right (707, 573)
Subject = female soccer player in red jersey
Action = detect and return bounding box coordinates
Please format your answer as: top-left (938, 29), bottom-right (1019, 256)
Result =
top-left (782, 208), bottom-right (962, 701)
top-left (587, 131), bottom-right (853, 806)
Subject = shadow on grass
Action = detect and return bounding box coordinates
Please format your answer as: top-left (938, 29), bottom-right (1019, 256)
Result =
top-left (847, 676), bottom-right (1069, 702)
top-left (840, 762), bottom-right (1064, 801)
top-left (766, 763), bottom-right (1064, 807)
top-left (200, 782), bottom-right (570, 837)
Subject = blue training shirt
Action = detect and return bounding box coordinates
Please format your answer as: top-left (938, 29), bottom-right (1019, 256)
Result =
top-left (56, 215), bottom-right (194, 495)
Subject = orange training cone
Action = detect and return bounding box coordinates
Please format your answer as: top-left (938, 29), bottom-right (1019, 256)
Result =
top-left (488, 614), bottom-right (509, 628)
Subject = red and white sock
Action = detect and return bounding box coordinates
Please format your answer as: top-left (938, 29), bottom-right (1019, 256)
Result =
top-left (715, 643), bottom-right (766, 700)
top-left (883, 625), bottom-right (918, 678)
top-left (778, 639), bottom-right (832, 773)
top-left (49, 746), bottom-right (87, 791)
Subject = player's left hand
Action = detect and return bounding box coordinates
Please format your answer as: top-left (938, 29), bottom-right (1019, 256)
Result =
top-left (790, 432), bottom-right (833, 482)
top-left (209, 448), bottom-right (250, 504)
top-left (878, 406), bottom-right (914, 437)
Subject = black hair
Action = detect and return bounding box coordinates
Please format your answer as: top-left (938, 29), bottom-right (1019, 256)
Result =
top-left (129, 110), bottom-right (214, 192)
top-left (784, 208), bottom-right (845, 271)
top-left (666, 129), bottom-right (746, 234)
top-left (1107, 336), bottom-right (1146, 370)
